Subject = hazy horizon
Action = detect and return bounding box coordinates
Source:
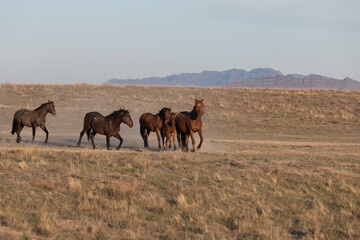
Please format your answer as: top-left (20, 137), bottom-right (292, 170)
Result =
top-left (1, 0), bottom-right (359, 84)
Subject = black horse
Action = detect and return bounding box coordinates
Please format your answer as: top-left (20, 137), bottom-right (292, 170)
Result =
top-left (77, 108), bottom-right (133, 150)
top-left (11, 101), bottom-right (56, 143)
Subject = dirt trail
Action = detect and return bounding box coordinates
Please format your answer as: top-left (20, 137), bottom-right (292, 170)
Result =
top-left (208, 138), bottom-right (360, 146)
top-left (1, 130), bottom-right (359, 154)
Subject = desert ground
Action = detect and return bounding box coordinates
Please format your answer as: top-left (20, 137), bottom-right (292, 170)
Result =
top-left (0, 84), bottom-right (359, 239)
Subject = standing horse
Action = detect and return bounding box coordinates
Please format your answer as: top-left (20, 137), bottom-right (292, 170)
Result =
top-left (11, 101), bottom-right (56, 143)
top-left (175, 99), bottom-right (204, 152)
top-left (139, 107), bottom-right (171, 149)
top-left (161, 112), bottom-right (177, 150)
top-left (77, 108), bottom-right (133, 150)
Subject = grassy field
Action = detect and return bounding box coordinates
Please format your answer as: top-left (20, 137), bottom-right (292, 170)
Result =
top-left (0, 84), bottom-right (359, 239)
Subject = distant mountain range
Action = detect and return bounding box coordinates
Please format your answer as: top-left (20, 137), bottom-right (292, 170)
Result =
top-left (105, 68), bottom-right (360, 90)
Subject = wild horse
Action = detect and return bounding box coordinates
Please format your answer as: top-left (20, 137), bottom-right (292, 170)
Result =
top-left (161, 112), bottom-right (177, 150)
top-left (77, 108), bottom-right (133, 150)
top-left (175, 99), bottom-right (204, 152)
top-left (11, 101), bottom-right (56, 143)
top-left (139, 107), bottom-right (171, 149)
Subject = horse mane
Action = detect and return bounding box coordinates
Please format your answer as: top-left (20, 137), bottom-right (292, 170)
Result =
top-left (107, 108), bottom-right (129, 118)
top-left (34, 102), bottom-right (51, 111)
top-left (157, 107), bottom-right (171, 117)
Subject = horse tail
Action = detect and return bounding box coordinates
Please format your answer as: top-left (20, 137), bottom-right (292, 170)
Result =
top-left (11, 117), bottom-right (17, 135)
top-left (83, 113), bottom-right (94, 141)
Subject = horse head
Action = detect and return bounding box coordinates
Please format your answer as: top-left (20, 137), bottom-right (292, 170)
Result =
top-left (168, 112), bottom-right (177, 126)
top-left (47, 100), bottom-right (56, 116)
top-left (194, 98), bottom-right (204, 116)
top-left (120, 109), bottom-right (134, 128)
top-left (160, 107), bottom-right (171, 124)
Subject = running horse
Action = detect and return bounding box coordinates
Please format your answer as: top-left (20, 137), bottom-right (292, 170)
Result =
top-left (77, 108), bottom-right (133, 150)
top-left (175, 99), bottom-right (204, 152)
top-left (11, 101), bottom-right (56, 143)
top-left (139, 107), bottom-right (171, 149)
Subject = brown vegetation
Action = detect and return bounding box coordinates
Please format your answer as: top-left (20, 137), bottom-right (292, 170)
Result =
top-left (0, 84), bottom-right (359, 239)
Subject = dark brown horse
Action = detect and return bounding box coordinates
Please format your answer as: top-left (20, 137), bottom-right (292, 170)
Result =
top-left (161, 112), bottom-right (177, 150)
top-left (139, 107), bottom-right (171, 149)
top-left (175, 99), bottom-right (204, 152)
top-left (11, 101), bottom-right (56, 143)
top-left (77, 108), bottom-right (133, 150)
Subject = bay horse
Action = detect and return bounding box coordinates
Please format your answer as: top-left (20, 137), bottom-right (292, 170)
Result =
top-left (175, 99), bottom-right (204, 152)
top-left (139, 107), bottom-right (171, 149)
top-left (161, 112), bottom-right (177, 150)
top-left (77, 108), bottom-right (133, 150)
top-left (11, 101), bottom-right (56, 143)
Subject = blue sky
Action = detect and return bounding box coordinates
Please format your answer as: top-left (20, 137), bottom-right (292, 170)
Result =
top-left (0, 0), bottom-right (359, 84)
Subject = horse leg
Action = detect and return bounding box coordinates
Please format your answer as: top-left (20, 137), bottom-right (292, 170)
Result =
top-left (166, 132), bottom-right (172, 150)
top-left (176, 131), bottom-right (182, 151)
top-left (40, 125), bottom-right (49, 143)
top-left (161, 131), bottom-right (166, 150)
top-left (145, 129), bottom-right (150, 148)
top-left (140, 126), bottom-right (146, 148)
top-left (164, 134), bottom-right (169, 151)
top-left (77, 129), bottom-right (87, 147)
top-left (197, 129), bottom-right (204, 151)
top-left (181, 132), bottom-right (186, 150)
top-left (166, 134), bottom-right (171, 150)
top-left (155, 128), bottom-right (161, 150)
top-left (16, 125), bottom-right (23, 143)
top-left (16, 132), bottom-right (21, 143)
top-left (184, 134), bottom-right (190, 152)
top-left (115, 133), bottom-right (123, 150)
top-left (32, 126), bottom-right (36, 141)
top-left (90, 131), bottom-right (97, 149)
top-left (173, 133), bottom-right (176, 150)
top-left (189, 130), bottom-right (196, 152)
top-left (106, 135), bottom-right (110, 150)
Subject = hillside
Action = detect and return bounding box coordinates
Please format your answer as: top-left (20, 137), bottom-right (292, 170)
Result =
top-left (222, 74), bottom-right (360, 90)
top-left (105, 68), bottom-right (360, 90)
top-left (106, 68), bottom-right (281, 87)
top-left (0, 84), bottom-right (359, 239)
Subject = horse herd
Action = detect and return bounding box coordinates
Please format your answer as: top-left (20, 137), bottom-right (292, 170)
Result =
top-left (10, 99), bottom-right (204, 152)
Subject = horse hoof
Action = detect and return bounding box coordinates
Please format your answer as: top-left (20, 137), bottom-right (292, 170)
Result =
top-left (116, 147), bottom-right (121, 150)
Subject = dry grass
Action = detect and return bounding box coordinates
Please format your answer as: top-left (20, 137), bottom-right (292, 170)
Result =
top-left (0, 84), bottom-right (359, 239)
top-left (0, 145), bottom-right (359, 239)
